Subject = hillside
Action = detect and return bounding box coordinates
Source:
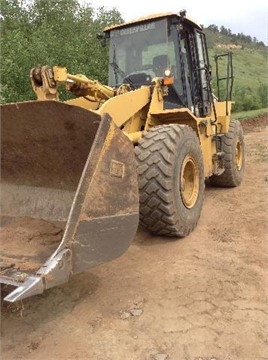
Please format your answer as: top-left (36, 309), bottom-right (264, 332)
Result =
top-left (203, 27), bottom-right (268, 112)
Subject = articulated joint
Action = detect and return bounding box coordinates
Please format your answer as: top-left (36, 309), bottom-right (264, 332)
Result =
top-left (30, 66), bottom-right (59, 101)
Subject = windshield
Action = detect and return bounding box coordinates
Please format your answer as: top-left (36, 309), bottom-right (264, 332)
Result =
top-left (108, 18), bottom-right (178, 88)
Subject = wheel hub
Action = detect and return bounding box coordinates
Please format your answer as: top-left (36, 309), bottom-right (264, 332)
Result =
top-left (235, 139), bottom-right (243, 170)
top-left (180, 154), bottom-right (199, 209)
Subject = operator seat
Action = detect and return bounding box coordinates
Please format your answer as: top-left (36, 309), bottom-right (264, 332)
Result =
top-left (153, 55), bottom-right (168, 77)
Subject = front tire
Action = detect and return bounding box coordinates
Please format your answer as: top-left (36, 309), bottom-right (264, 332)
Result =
top-left (135, 124), bottom-right (205, 237)
top-left (210, 119), bottom-right (245, 187)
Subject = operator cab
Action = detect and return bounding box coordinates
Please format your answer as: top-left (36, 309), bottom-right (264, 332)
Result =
top-left (104, 12), bottom-right (212, 117)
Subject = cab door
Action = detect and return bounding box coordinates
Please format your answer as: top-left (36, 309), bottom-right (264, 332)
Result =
top-left (195, 30), bottom-right (211, 116)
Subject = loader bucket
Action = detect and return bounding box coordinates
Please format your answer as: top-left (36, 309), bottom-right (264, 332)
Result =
top-left (0, 100), bottom-right (139, 302)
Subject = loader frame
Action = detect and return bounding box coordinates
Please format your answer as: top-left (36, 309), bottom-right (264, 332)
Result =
top-left (0, 12), bottom-right (244, 302)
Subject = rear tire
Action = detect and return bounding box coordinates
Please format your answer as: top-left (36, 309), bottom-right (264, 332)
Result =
top-left (209, 119), bottom-right (245, 187)
top-left (135, 124), bottom-right (205, 237)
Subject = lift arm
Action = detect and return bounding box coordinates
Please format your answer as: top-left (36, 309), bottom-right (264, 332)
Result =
top-left (30, 66), bottom-right (115, 102)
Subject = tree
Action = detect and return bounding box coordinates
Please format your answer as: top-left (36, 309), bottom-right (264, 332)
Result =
top-left (220, 25), bottom-right (228, 36)
top-left (0, 0), bottom-right (123, 102)
top-left (207, 24), bottom-right (219, 33)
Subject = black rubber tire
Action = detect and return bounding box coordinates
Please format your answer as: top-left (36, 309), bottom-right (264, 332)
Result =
top-left (209, 119), bottom-right (245, 187)
top-left (135, 124), bottom-right (205, 237)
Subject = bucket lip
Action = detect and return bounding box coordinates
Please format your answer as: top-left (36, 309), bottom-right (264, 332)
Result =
top-left (1, 248), bottom-right (71, 302)
top-left (3, 276), bottom-right (43, 302)
top-left (0, 276), bottom-right (22, 287)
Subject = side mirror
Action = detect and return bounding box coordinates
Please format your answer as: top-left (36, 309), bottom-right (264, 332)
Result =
top-left (96, 33), bottom-right (107, 47)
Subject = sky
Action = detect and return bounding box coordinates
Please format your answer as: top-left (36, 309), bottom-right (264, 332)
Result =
top-left (84, 0), bottom-right (268, 45)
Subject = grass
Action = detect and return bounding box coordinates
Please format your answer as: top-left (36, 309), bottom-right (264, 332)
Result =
top-left (231, 108), bottom-right (268, 120)
top-left (205, 28), bottom-right (267, 112)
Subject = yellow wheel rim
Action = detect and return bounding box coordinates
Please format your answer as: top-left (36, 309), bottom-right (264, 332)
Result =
top-left (235, 139), bottom-right (243, 170)
top-left (180, 155), bottom-right (199, 209)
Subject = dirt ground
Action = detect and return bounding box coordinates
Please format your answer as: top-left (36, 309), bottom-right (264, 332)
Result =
top-left (1, 115), bottom-right (268, 360)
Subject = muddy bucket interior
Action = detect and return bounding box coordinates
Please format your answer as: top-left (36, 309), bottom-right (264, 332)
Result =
top-left (1, 101), bottom-right (101, 279)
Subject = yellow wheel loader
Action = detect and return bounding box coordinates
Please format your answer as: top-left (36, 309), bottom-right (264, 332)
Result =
top-left (0, 11), bottom-right (245, 302)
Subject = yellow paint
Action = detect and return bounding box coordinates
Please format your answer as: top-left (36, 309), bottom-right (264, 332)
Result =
top-left (97, 87), bottom-right (151, 128)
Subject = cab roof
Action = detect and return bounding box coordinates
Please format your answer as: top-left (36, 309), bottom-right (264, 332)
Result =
top-left (104, 12), bottom-right (202, 32)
